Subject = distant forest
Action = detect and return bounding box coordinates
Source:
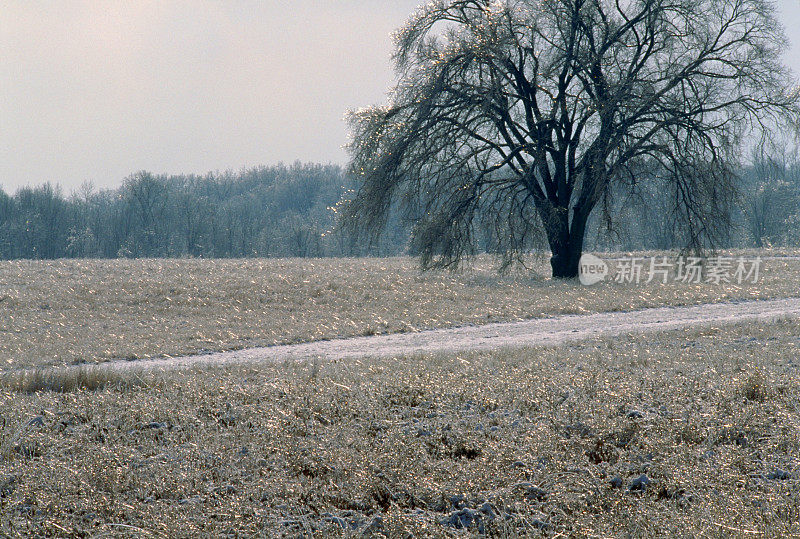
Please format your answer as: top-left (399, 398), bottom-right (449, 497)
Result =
top-left (0, 163), bottom-right (406, 260)
top-left (1, 158), bottom-right (798, 261)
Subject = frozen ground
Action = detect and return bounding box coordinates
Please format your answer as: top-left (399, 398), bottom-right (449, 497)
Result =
top-left (5, 296), bottom-right (800, 536)
top-left (105, 296), bottom-right (800, 372)
top-left (5, 255), bottom-right (800, 369)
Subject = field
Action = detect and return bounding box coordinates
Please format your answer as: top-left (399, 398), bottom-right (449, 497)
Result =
top-left (0, 320), bottom-right (799, 536)
top-left (2, 253), bottom-right (800, 370)
top-left (1, 254), bottom-right (800, 536)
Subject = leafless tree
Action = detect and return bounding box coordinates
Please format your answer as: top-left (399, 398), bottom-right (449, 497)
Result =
top-left (123, 171), bottom-right (169, 255)
top-left (742, 143), bottom-right (800, 247)
top-left (344, 0), bottom-right (799, 277)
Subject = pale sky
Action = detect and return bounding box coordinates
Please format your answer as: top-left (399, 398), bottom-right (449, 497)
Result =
top-left (1, 0), bottom-right (799, 193)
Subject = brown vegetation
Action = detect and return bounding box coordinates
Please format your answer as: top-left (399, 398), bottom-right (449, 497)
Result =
top-left (1, 254), bottom-right (799, 370)
top-left (0, 320), bottom-right (799, 535)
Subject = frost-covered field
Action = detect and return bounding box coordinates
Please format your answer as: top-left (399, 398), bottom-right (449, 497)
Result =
top-left (1, 254), bottom-right (800, 535)
top-left (1, 253), bottom-right (800, 370)
top-left (1, 320), bottom-right (800, 536)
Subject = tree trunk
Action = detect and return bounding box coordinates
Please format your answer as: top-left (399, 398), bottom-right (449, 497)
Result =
top-left (544, 205), bottom-right (589, 279)
top-left (550, 243), bottom-right (582, 278)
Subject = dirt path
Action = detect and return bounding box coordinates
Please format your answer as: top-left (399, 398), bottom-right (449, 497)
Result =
top-left (101, 297), bottom-right (800, 372)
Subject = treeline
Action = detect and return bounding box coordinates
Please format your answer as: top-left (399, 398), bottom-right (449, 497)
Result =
top-left (586, 152), bottom-right (800, 252)
top-left (0, 163), bottom-right (408, 260)
top-left (1, 157), bottom-right (799, 261)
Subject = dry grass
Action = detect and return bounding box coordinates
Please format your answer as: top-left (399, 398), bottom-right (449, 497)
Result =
top-left (1, 320), bottom-right (799, 536)
top-left (2, 253), bottom-right (800, 370)
top-left (0, 366), bottom-right (145, 394)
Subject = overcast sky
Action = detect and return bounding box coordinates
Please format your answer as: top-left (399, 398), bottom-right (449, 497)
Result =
top-left (1, 0), bottom-right (799, 193)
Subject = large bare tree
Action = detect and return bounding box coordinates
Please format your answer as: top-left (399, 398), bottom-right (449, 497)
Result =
top-left (344, 0), bottom-right (799, 277)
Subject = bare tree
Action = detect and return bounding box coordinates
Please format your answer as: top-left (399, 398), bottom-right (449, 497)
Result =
top-left (344, 0), bottom-right (799, 277)
top-left (123, 171), bottom-right (169, 256)
top-left (743, 144), bottom-right (800, 247)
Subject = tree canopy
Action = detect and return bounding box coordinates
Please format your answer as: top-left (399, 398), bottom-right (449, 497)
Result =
top-left (344, 0), bottom-right (800, 277)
